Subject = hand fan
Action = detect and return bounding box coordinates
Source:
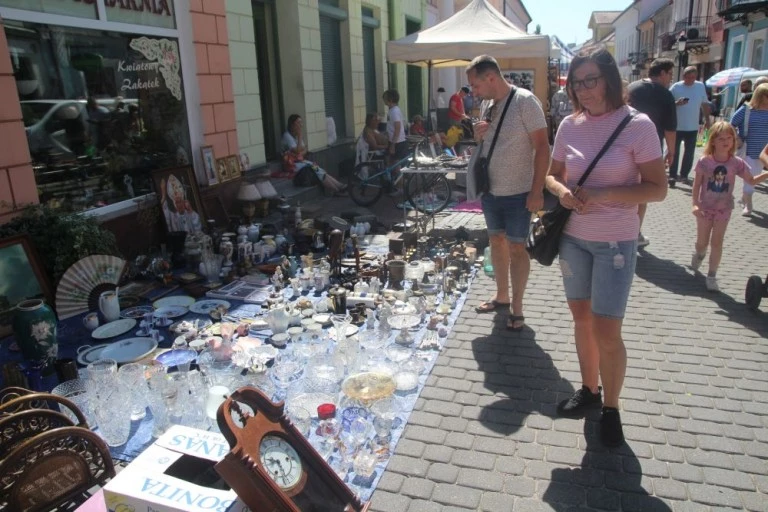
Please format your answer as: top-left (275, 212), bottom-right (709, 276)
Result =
top-left (55, 255), bottom-right (127, 320)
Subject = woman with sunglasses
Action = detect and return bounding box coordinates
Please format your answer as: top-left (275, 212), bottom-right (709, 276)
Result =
top-left (545, 46), bottom-right (667, 447)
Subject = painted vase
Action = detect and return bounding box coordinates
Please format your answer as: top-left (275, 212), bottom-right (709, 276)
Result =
top-left (12, 299), bottom-right (58, 366)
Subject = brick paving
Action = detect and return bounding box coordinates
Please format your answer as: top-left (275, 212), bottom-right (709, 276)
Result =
top-left (367, 165), bottom-right (768, 510)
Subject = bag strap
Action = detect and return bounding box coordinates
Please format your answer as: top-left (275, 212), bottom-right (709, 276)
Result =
top-left (575, 112), bottom-right (634, 191)
top-left (744, 105), bottom-right (751, 138)
top-left (485, 87), bottom-right (517, 163)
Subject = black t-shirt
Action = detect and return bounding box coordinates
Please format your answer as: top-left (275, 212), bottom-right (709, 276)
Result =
top-left (627, 79), bottom-right (677, 146)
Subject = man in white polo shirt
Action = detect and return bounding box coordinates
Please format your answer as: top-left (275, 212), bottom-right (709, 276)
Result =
top-left (668, 66), bottom-right (710, 187)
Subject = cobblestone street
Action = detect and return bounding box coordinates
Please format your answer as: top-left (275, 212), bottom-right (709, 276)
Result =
top-left (368, 162), bottom-right (768, 511)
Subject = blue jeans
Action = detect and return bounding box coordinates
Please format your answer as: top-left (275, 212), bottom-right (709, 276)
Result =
top-left (558, 235), bottom-right (638, 319)
top-left (481, 192), bottom-right (531, 243)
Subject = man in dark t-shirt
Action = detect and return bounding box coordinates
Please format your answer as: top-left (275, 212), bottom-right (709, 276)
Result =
top-left (627, 58), bottom-right (677, 248)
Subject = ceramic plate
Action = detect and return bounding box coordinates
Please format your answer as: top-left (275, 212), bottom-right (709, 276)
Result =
top-left (120, 305), bottom-right (155, 319)
top-left (76, 343), bottom-right (110, 366)
top-left (153, 296), bottom-right (196, 309)
top-left (189, 299), bottom-right (231, 315)
top-left (328, 324), bottom-right (359, 341)
top-left (153, 306), bottom-right (188, 319)
top-left (154, 348), bottom-right (197, 367)
top-left (312, 314), bottom-right (332, 326)
top-left (91, 318), bottom-right (137, 340)
top-left (100, 337), bottom-right (158, 364)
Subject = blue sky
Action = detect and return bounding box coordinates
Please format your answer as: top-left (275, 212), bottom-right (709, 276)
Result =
top-left (525, 0), bottom-right (631, 46)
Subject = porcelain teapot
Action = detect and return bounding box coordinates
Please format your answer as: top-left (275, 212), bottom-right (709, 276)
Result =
top-left (98, 289), bottom-right (121, 322)
top-left (267, 305), bottom-right (290, 334)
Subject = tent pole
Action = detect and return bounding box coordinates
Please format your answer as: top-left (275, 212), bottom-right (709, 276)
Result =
top-left (427, 60), bottom-right (434, 132)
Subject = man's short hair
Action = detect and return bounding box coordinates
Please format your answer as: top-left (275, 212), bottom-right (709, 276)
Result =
top-left (460, 86), bottom-right (470, 94)
top-left (755, 76), bottom-right (768, 87)
top-left (648, 58), bottom-right (674, 78)
top-left (466, 55), bottom-right (501, 77)
top-left (683, 66), bottom-right (698, 76)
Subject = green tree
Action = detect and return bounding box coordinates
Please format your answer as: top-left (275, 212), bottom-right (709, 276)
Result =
top-left (535, 24), bottom-right (541, 35)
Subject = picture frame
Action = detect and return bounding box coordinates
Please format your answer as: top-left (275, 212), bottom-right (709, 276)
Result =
top-left (239, 151), bottom-right (251, 174)
top-left (200, 145), bottom-right (217, 186)
top-left (152, 165), bottom-right (206, 233)
top-left (226, 155), bottom-right (242, 180)
top-left (0, 234), bottom-right (54, 337)
top-left (215, 157), bottom-right (230, 183)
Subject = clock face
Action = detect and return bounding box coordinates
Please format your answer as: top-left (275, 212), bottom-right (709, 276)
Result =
top-left (259, 435), bottom-right (304, 490)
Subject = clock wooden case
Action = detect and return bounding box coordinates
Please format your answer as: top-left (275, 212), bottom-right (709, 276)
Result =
top-left (215, 386), bottom-right (369, 512)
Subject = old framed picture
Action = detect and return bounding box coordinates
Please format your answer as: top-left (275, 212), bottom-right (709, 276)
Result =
top-left (226, 155), bottom-right (242, 180)
top-left (0, 234), bottom-right (53, 337)
top-left (200, 145), bottom-right (217, 186)
top-left (215, 157), bottom-right (230, 183)
top-left (503, 69), bottom-right (535, 91)
top-left (239, 151), bottom-right (251, 174)
top-left (152, 166), bottom-right (205, 233)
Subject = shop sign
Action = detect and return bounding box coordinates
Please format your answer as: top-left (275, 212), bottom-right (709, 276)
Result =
top-left (0, 0), bottom-right (175, 29)
top-left (127, 37), bottom-right (182, 100)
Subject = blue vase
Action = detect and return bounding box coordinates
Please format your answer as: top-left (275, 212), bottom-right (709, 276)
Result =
top-left (12, 299), bottom-right (58, 367)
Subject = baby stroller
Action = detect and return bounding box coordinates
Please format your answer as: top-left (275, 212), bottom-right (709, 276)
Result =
top-left (745, 273), bottom-right (768, 311)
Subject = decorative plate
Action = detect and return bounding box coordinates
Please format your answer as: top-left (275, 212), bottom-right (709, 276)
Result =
top-left (153, 295), bottom-right (196, 309)
top-left (328, 324), bottom-right (359, 341)
top-left (100, 337), bottom-right (158, 364)
top-left (288, 393), bottom-right (336, 419)
top-left (91, 318), bottom-right (137, 340)
top-left (55, 255), bottom-right (128, 320)
top-left (76, 343), bottom-right (110, 366)
top-left (154, 348), bottom-right (197, 367)
top-left (189, 299), bottom-right (231, 315)
top-left (153, 306), bottom-right (188, 319)
top-left (120, 305), bottom-right (155, 319)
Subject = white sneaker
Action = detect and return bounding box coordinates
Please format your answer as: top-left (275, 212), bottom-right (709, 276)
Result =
top-left (705, 276), bottom-right (720, 292)
top-left (742, 206), bottom-right (752, 216)
top-left (637, 234), bottom-right (650, 247)
top-left (691, 252), bottom-right (705, 271)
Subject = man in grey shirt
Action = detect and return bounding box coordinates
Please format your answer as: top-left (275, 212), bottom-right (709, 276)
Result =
top-left (468, 55), bottom-right (550, 331)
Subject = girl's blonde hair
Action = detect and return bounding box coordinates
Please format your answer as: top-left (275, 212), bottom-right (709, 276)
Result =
top-left (703, 120), bottom-right (737, 158)
top-left (749, 83), bottom-right (768, 109)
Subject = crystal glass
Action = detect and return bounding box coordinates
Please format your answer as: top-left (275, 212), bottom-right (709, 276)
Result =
top-left (269, 353), bottom-right (304, 402)
top-left (51, 378), bottom-right (94, 427)
top-left (358, 330), bottom-right (386, 351)
top-left (286, 405), bottom-right (311, 437)
top-left (93, 388), bottom-right (131, 447)
top-left (331, 313), bottom-right (352, 341)
top-left (117, 363), bottom-right (148, 420)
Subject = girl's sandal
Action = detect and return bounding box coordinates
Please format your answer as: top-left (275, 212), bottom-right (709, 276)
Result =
top-left (506, 315), bottom-right (525, 332)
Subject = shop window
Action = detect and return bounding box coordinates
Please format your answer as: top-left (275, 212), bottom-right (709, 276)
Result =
top-left (751, 39), bottom-right (764, 71)
top-left (5, 21), bottom-right (190, 213)
top-left (362, 7), bottom-right (378, 116)
top-left (319, 15), bottom-right (346, 137)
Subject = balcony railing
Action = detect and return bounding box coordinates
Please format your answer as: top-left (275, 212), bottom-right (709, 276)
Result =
top-left (673, 16), bottom-right (711, 43)
top-left (717, 0), bottom-right (768, 23)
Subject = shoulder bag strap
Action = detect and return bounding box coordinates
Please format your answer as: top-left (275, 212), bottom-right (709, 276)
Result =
top-left (575, 112), bottom-right (634, 191)
top-left (485, 87), bottom-right (517, 163)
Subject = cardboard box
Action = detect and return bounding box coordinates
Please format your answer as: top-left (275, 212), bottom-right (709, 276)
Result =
top-left (103, 425), bottom-right (250, 512)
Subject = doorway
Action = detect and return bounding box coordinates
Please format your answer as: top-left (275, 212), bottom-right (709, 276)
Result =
top-left (405, 18), bottom-right (423, 122)
top-left (252, 0), bottom-right (282, 160)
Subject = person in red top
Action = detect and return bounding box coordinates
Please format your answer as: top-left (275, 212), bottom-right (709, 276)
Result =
top-left (448, 86), bottom-right (470, 126)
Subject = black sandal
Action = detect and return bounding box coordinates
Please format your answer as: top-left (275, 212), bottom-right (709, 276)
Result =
top-left (506, 315), bottom-right (525, 331)
top-left (474, 300), bottom-right (510, 313)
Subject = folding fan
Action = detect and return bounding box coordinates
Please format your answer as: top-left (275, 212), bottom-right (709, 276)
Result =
top-left (55, 255), bottom-right (127, 320)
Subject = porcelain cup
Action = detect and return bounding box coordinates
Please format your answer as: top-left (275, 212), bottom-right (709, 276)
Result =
top-left (83, 312), bottom-right (100, 331)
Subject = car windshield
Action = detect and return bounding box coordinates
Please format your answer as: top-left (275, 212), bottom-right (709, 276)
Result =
top-left (21, 102), bottom-right (56, 128)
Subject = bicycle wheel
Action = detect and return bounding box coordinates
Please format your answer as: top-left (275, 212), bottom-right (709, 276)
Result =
top-left (404, 173), bottom-right (452, 214)
top-left (348, 162), bottom-right (385, 207)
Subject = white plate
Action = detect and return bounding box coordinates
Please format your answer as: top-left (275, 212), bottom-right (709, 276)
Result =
top-left (153, 296), bottom-right (196, 309)
top-left (328, 324), bottom-right (359, 340)
top-left (189, 299), bottom-right (231, 315)
top-left (91, 318), bottom-right (137, 340)
top-left (76, 343), bottom-right (110, 365)
top-left (153, 306), bottom-right (188, 319)
top-left (100, 337), bottom-right (158, 364)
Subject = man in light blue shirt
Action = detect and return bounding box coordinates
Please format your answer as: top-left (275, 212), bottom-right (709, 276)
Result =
top-left (669, 66), bottom-right (710, 187)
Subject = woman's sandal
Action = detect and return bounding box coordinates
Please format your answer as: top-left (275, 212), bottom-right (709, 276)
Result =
top-left (506, 315), bottom-right (525, 332)
top-left (474, 300), bottom-right (510, 313)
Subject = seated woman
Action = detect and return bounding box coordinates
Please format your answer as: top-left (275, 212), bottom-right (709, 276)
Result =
top-left (282, 114), bottom-right (346, 195)
top-left (363, 112), bottom-right (389, 155)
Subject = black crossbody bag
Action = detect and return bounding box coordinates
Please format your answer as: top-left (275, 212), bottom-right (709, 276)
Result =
top-left (474, 88), bottom-right (516, 195)
top-left (526, 113), bottom-right (634, 266)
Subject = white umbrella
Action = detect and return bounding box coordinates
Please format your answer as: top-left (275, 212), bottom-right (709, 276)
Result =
top-left (705, 67), bottom-right (755, 88)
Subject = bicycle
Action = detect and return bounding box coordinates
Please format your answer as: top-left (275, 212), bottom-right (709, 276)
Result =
top-left (347, 137), bottom-right (453, 214)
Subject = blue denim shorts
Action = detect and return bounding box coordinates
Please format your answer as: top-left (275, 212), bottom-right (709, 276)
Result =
top-left (558, 234), bottom-right (638, 319)
top-left (481, 192), bottom-right (531, 243)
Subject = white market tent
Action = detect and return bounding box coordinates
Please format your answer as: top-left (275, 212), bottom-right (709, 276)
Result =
top-left (386, 0), bottom-right (550, 109)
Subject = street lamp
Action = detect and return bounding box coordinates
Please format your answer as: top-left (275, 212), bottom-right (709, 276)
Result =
top-left (677, 38), bottom-right (688, 81)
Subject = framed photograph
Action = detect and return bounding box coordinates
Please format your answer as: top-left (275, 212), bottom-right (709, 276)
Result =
top-left (215, 157), bottom-right (230, 183)
top-left (226, 155), bottom-right (242, 180)
top-left (200, 145), bottom-right (217, 186)
top-left (239, 151), bottom-right (251, 174)
top-left (152, 166), bottom-right (206, 233)
top-left (503, 69), bottom-right (535, 91)
top-left (0, 234), bottom-right (53, 337)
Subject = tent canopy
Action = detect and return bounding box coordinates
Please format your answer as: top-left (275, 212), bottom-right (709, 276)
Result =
top-left (386, 0), bottom-right (549, 67)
